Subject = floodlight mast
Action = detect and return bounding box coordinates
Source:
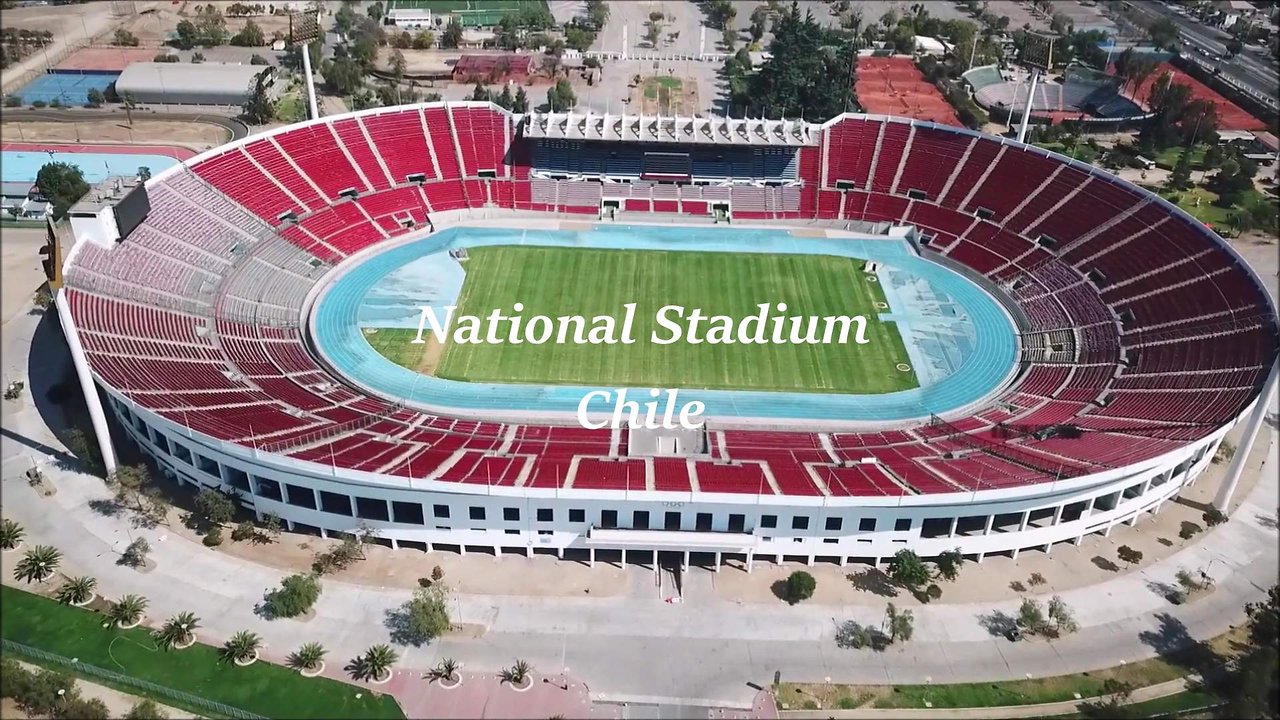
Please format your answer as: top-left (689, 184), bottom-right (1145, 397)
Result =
top-left (1016, 32), bottom-right (1055, 144)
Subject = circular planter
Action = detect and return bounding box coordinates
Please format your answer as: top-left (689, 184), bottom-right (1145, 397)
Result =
top-left (2, 541), bottom-right (22, 554)
top-left (436, 675), bottom-right (461, 690)
top-left (367, 670), bottom-right (392, 685)
top-left (234, 650), bottom-right (260, 667)
top-left (506, 677), bottom-right (532, 693)
top-left (117, 618), bottom-right (143, 630)
top-left (173, 634), bottom-right (196, 650)
top-left (70, 593), bottom-right (96, 608)
top-left (299, 661), bottom-right (325, 678)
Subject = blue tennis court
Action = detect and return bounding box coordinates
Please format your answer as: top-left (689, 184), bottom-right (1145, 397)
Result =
top-left (311, 225), bottom-right (1020, 424)
top-left (10, 72), bottom-right (120, 105)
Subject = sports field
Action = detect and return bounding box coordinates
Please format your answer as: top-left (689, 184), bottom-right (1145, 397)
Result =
top-left (371, 246), bottom-right (918, 394)
top-left (388, 0), bottom-right (547, 26)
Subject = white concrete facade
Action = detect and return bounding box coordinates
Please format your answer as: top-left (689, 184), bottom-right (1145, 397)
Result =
top-left (97, 384), bottom-right (1237, 568)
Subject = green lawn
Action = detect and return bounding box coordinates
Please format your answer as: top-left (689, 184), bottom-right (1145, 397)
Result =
top-left (374, 246), bottom-right (918, 394)
top-left (0, 585), bottom-right (404, 720)
top-left (1153, 144), bottom-right (1209, 170)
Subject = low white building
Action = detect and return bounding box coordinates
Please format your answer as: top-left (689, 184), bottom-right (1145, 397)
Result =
top-left (114, 62), bottom-right (277, 106)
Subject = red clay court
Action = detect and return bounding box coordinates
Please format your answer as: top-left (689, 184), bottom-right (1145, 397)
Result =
top-left (1131, 62), bottom-right (1264, 131)
top-left (856, 57), bottom-right (963, 128)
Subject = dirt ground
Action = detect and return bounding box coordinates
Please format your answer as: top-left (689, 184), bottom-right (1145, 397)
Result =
top-left (0, 119), bottom-right (232, 152)
top-left (113, 1), bottom-right (308, 48)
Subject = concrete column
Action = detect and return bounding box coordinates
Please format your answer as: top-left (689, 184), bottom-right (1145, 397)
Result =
top-left (1216, 359), bottom-right (1278, 511)
top-left (982, 515), bottom-right (994, 536)
top-left (652, 549), bottom-right (657, 568)
top-left (714, 551), bottom-right (721, 571)
top-left (621, 548), bottom-right (627, 566)
top-left (976, 552), bottom-right (985, 563)
top-left (589, 547), bottom-right (595, 567)
top-left (319, 527), bottom-right (328, 539)
top-left (285, 519), bottom-right (295, 531)
top-left (556, 546), bottom-right (563, 559)
top-left (806, 554), bottom-right (814, 567)
top-left (746, 550), bottom-right (754, 573)
top-left (1011, 547), bottom-right (1020, 560)
top-left (347, 495), bottom-right (357, 518)
top-left (948, 517), bottom-right (958, 538)
top-left (682, 550), bottom-right (689, 572)
top-left (390, 538), bottom-right (399, 550)
top-left (1017, 511), bottom-right (1030, 532)
top-left (495, 545), bottom-right (502, 557)
top-left (460, 544), bottom-right (467, 556)
top-left (56, 292), bottom-right (118, 474)
top-left (839, 555), bottom-right (847, 568)
top-left (426, 542), bottom-right (433, 553)
top-left (1052, 505), bottom-right (1064, 526)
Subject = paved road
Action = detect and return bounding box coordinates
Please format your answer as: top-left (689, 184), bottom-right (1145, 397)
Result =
top-left (0, 304), bottom-right (1276, 709)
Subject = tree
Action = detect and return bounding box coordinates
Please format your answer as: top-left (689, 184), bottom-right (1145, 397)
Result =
top-left (121, 91), bottom-right (138, 126)
top-left (643, 17), bottom-right (664, 48)
top-left (888, 549), bottom-right (931, 592)
top-left (835, 620), bottom-right (885, 650)
top-left (366, 0), bottom-right (383, 22)
top-left (261, 512), bottom-right (282, 540)
top-left (495, 84), bottom-right (513, 110)
top-left (349, 644), bottom-right (397, 681)
top-left (512, 86), bottom-right (529, 113)
top-left (470, 81), bottom-right (489, 101)
top-left (35, 162), bottom-right (89, 219)
top-left (288, 642), bottom-right (327, 672)
top-left (441, 17), bottom-right (463, 49)
top-left (584, 0), bottom-right (609, 30)
top-left (720, 25), bottom-right (737, 51)
top-left (108, 464), bottom-right (166, 527)
top-left (431, 657), bottom-right (460, 682)
top-left (1175, 567), bottom-right (1212, 595)
top-left (230, 18), bottom-right (266, 46)
top-left (1016, 597), bottom-right (1050, 635)
top-left (14, 545), bottom-right (60, 583)
top-left (565, 25), bottom-right (595, 53)
top-left (113, 28), bottom-right (139, 46)
top-left (152, 611), bottom-right (199, 649)
top-left (1116, 545), bottom-right (1143, 568)
top-left (120, 537), bottom-right (151, 568)
top-left (263, 573), bottom-right (322, 618)
top-left (749, 5), bottom-right (770, 41)
top-left (125, 699), bottom-right (169, 720)
top-left (736, 2), bottom-right (856, 120)
top-left (60, 697), bottom-right (111, 719)
top-left (174, 20), bottom-right (198, 49)
top-left (399, 584), bottom-right (451, 643)
top-left (1047, 595), bottom-right (1077, 635)
top-left (1147, 16), bottom-right (1180, 51)
top-left (55, 576), bottom-right (96, 605)
top-left (885, 602), bottom-right (914, 643)
top-left (322, 57), bottom-right (365, 95)
top-left (108, 594), bottom-right (148, 626)
top-left (502, 658), bottom-right (532, 685)
top-left (231, 521), bottom-right (256, 542)
top-left (1166, 147), bottom-right (1194, 191)
top-left (784, 570), bottom-right (816, 604)
top-left (334, 4), bottom-right (358, 35)
top-left (412, 30), bottom-right (434, 49)
top-left (221, 631), bottom-right (261, 663)
top-left (545, 78), bottom-right (575, 111)
top-left (194, 4), bottom-right (229, 45)
top-left (1203, 507), bottom-right (1227, 527)
top-left (389, 48), bottom-right (406, 79)
top-left (934, 548), bottom-right (964, 582)
top-left (0, 518), bottom-right (23, 550)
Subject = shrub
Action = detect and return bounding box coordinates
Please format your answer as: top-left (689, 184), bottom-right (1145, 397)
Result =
top-left (108, 594), bottom-right (148, 626)
top-left (14, 545), bottom-right (60, 583)
top-left (431, 565), bottom-right (444, 581)
top-left (221, 631), bottom-right (261, 663)
top-left (120, 537), bottom-right (150, 567)
top-left (30, 100), bottom-right (46, 108)
top-left (263, 573), bottom-right (321, 618)
top-left (125, 699), bottom-right (168, 719)
top-left (924, 583), bottom-right (943, 602)
top-left (399, 584), bottom-right (450, 643)
top-left (0, 518), bottom-right (23, 550)
top-left (3, 95), bottom-right (21, 107)
top-left (1117, 545), bottom-right (1144, 567)
top-left (55, 576), bottom-right (96, 605)
top-left (152, 611), bottom-right (199, 649)
top-left (1203, 507), bottom-right (1227, 527)
top-left (231, 521), bottom-right (256, 542)
top-left (287, 642), bottom-right (327, 671)
top-left (203, 526), bottom-right (224, 546)
top-left (784, 570), bottom-right (816, 604)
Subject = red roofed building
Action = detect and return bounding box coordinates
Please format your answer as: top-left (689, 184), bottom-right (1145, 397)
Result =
top-left (452, 54), bottom-right (537, 84)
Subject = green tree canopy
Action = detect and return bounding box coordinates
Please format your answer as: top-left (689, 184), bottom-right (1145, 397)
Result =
top-left (36, 162), bottom-right (89, 219)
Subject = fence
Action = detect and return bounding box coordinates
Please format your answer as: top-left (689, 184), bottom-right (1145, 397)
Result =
top-left (1, 638), bottom-right (266, 720)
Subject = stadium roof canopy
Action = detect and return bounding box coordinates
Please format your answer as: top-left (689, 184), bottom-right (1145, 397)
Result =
top-left (115, 62), bottom-right (274, 106)
top-left (520, 111), bottom-right (819, 146)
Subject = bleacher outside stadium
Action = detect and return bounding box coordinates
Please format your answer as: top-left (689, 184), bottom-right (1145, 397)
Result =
top-left (964, 64), bottom-right (1148, 124)
top-left (53, 102), bottom-right (1279, 568)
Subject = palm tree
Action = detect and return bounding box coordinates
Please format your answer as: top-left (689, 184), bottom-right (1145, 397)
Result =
top-left (108, 594), bottom-right (148, 626)
top-left (153, 611), bottom-right (199, 649)
top-left (54, 575), bottom-right (96, 605)
top-left (13, 545), bottom-right (60, 583)
top-left (502, 658), bottom-right (532, 686)
top-left (0, 519), bottom-right (23, 550)
top-left (221, 631), bottom-right (262, 664)
top-left (359, 644), bottom-right (397, 682)
top-left (288, 642), bottom-right (327, 672)
top-left (432, 657), bottom-right (459, 683)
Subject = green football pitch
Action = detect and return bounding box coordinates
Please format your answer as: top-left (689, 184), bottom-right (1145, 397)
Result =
top-left (387, 0), bottom-right (546, 24)
top-left (368, 246), bottom-right (919, 395)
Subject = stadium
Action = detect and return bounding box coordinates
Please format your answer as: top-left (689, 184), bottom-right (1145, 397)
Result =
top-left (54, 102), bottom-right (1279, 570)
